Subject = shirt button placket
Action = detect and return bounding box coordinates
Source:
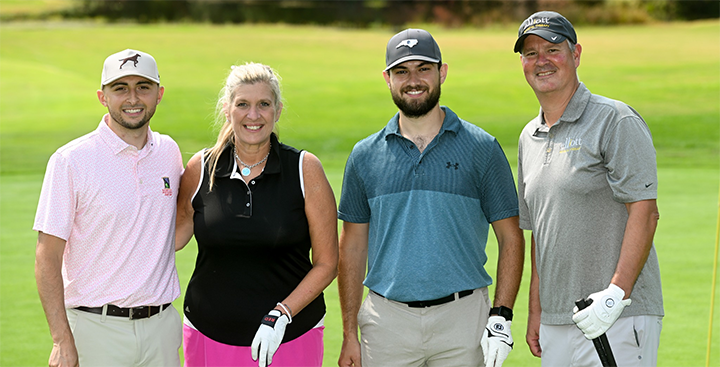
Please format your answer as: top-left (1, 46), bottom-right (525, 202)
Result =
top-left (544, 130), bottom-right (554, 165)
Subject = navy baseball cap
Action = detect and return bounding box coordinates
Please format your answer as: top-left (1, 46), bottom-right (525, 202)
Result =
top-left (385, 28), bottom-right (442, 71)
top-left (514, 11), bottom-right (577, 53)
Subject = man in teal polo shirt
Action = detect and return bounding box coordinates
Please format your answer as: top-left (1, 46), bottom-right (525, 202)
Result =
top-left (337, 28), bottom-right (524, 367)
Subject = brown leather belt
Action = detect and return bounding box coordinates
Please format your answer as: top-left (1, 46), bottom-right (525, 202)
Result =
top-left (76, 303), bottom-right (171, 320)
top-left (373, 289), bottom-right (474, 308)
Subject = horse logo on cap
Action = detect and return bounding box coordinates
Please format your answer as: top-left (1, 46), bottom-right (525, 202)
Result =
top-left (119, 53), bottom-right (141, 69)
top-left (396, 39), bottom-right (419, 49)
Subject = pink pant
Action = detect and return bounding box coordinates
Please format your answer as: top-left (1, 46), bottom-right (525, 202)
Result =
top-left (183, 324), bottom-right (324, 367)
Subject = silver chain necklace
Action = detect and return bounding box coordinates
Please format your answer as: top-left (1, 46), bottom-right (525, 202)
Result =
top-left (234, 143), bottom-right (270, 177)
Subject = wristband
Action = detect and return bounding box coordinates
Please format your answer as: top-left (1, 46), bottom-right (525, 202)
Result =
top-left (276, 302), bottom-right (293, 324)
top-left (489, 306), bottom-right (513, 321)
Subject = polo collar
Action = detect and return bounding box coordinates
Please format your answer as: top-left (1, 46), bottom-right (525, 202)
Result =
top-left (215, 133), bottom-right (282, 179)
top-left (539, 83), bottom-right (591, 127)
top-left (97, 114), bottom-right (155, 155)
top-left (384, 106), bottom-right (461, 140)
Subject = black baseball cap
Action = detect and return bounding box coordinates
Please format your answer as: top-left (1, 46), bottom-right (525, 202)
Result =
top-left (514, 11), bottom-right (577, 53)
top-left (385, 28), bottom-right (442, 71)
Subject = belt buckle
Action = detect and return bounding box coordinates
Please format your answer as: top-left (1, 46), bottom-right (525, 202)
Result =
top-left (129, 306), bottom-right (145, 320)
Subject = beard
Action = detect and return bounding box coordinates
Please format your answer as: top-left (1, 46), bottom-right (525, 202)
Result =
top-left (109, 105), bottom-right (156, 130)
top-left (391, 82), bottom-right (441, 119)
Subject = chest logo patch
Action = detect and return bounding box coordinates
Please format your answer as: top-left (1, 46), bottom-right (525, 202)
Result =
top-left (559, 137), bottom-right (582, 154)
top-left (446, 162), bottom-right (459, 170)
top-left (162, 177), bottom-right (173, 196)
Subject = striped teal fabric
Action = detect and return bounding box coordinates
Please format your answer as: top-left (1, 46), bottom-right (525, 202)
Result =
top-left (338, 107), bottom-right (519, 302)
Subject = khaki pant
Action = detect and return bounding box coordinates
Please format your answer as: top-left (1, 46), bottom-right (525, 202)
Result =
top-left (359, 288), bottom-right (491, 367)
top-left (540, 315), bottom-right (662, 367)
top-left (66, 304), bottom-right (182, 366)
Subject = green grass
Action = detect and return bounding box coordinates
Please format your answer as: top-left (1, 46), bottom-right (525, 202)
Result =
top-left (1, 20), bottom-right (719, 366)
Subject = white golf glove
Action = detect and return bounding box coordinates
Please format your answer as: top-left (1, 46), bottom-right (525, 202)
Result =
top-left (572, 284), bottom-right (631, 339)
top-left (251, 310), bottom-right (290, 367)
top-left (481, 316), bottom-right (513, 367)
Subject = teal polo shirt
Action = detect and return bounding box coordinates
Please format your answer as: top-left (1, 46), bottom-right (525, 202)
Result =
top-left (338, 107), bottom-right (518, 302)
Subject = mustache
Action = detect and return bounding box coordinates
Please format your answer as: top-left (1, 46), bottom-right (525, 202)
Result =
top-left (401, 85), bottom-right (428, 93)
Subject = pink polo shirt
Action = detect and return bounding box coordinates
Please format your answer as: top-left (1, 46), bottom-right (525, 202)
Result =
top-left (34, 115), bottom-right (183, 308)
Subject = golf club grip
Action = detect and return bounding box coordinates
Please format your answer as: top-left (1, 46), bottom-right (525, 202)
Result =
top-left (575, 299), bottom-right (618, 367)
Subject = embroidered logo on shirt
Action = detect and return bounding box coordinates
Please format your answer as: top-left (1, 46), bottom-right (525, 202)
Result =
top-left (559, 137), bottom-right (582, 154)
top-left (446, 162), bottom-right (459, 170)
top-left (162, 177), bottom-right (172, 196)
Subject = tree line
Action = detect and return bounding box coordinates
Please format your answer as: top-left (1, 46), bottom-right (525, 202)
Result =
top-left (6, 0), bottom-right (719, 26)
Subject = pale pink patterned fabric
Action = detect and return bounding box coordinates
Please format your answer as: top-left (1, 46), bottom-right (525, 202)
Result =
top-left (34, 115), bottom-right (183, 308)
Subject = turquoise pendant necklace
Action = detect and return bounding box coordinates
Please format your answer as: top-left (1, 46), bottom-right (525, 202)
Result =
top-left (234, 144), bottom-right (270, 177)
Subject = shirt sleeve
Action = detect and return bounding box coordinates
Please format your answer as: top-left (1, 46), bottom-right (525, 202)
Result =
top-left (33, 152), bottom-right (76, 241)
top-left (517, 136), bottom-right (533, 230)
top-left (479, 139), bottom-right (519, 223)
top-left (337, 150), bottom-right (370, 223)
top-left (603, 111), bottom-right (658, 203)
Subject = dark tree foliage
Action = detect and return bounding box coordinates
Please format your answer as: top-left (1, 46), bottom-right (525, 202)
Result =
top-left (80, 0), bottom-right (191, 23)
top-left (180, 1), bottom-right (370, 25)
top-left (674, 0), bottom-right (720, 20)
top-left (73, 0), bottom-right (720, 26)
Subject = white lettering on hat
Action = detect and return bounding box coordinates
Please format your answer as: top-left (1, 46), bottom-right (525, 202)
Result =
top-left (531, 17), bottom-right (550, 25)
top-left (396, 39), bottom-right (419, 49)
top-left (522, 16), bottom-right (551, 30)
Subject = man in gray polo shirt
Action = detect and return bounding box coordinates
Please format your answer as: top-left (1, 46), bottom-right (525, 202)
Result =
top-left (514, 11), bottom-right (664, 366)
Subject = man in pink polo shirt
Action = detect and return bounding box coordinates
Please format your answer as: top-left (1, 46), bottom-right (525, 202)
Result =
top-left (34, 49), bottom-right (184, 367)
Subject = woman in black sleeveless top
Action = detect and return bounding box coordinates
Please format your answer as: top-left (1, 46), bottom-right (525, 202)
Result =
top-left (175, 63), bottom-right (338, 367)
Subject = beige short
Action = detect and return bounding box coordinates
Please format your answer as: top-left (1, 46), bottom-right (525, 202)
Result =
top-left (358, 287), bottom-right (491, 367)
top-left (540, 315), bottom-right (662, 367)
top-left (66, 304), bottom-right (182, 366)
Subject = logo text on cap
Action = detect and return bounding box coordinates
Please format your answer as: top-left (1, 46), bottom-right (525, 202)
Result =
top-left (396, 39), bottom-right (419, 49)
top-left (523, 17), bottom-right (550, 29)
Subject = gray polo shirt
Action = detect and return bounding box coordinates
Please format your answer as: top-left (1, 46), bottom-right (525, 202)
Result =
top-left (518, 83), bottom-right (664, 325)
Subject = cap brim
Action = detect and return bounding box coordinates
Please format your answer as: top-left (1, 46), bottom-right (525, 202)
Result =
top-left (385, 55), bottom-right (441, 71)
top-left (102, 72), bottom-right (160, 86)
top-left (514, 30), bottom-right (568, 53)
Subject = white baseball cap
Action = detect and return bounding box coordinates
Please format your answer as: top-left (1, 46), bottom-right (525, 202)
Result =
top-left (101, 49), bottom-right (160, 86)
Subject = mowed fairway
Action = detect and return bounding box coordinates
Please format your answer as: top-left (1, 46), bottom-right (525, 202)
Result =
top-left (1, 20), bottom-right (718, 366)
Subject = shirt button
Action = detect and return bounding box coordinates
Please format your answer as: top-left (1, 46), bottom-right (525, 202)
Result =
top-left (251, 180), bottom-right (256, 185)
top-left (246, 203), bottom-right (250, 207)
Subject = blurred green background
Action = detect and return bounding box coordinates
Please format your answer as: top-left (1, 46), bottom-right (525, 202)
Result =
top-left (1, 1), bottom-right (719, 366)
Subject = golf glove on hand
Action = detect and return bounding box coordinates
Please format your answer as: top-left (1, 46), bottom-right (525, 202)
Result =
top-left (251, 310), bottom-right (290, 367)
top-left (481, 316), bottom-right (513, 367)
top-left (572, 284), bottom-right (631, 340)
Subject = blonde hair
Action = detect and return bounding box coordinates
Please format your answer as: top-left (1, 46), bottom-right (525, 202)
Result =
top-left (205, 62), bottom-right (282, 190)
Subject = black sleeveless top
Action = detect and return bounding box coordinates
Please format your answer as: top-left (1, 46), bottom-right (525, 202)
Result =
top-left (184, 133), bottom-right (325, 346)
